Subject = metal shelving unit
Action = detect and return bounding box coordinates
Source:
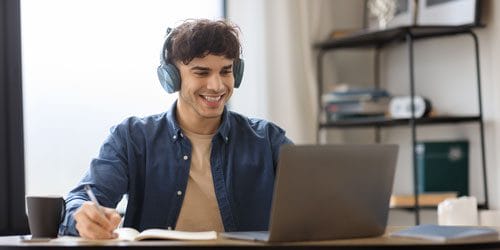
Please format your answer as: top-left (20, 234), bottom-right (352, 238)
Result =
top-left (314, 25), bottom-right (489, 225)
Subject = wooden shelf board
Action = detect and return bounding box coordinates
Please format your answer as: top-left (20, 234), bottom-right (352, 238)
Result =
top-left (320, 115), bottom-right (481, 128)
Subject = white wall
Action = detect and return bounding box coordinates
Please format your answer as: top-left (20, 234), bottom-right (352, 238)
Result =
top-left (21, 0), bottom-right (222, 197)
top-left (228, 0), bottom-right (367, 144)
top-left (226, 0), bottom-right (268, 119)
top-left (486, 0), bottom-right (500, 210)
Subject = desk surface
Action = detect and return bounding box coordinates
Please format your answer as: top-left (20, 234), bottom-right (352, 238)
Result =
top-left (1, 228), bottom-right (500, 250)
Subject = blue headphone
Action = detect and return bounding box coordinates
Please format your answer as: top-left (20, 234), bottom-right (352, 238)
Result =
top-left (157, 28), bottom-right (245, 94)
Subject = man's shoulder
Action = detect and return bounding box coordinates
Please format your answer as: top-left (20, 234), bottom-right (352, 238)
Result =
top-left (112, 112), bottom-right (169, 134)
top-left (228, 111), bottom-right (286, 134)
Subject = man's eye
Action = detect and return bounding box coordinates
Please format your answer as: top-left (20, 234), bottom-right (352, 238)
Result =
top-left (221, 70), bottom-right (232, 75)
top-left (195, 72), bottom-right (209, 76)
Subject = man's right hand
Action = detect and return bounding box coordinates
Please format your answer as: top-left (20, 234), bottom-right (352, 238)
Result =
top-left (73, 201), bottom-right (122, 239)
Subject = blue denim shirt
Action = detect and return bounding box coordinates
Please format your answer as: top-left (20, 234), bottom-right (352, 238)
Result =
top-left (59, 101), bottom-right (292, 235)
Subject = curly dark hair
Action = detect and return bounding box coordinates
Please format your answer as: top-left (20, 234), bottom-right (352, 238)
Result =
top-left (165, 19), bottom-right (241, 65)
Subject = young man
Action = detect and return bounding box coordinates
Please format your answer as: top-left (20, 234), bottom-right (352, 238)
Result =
top-left (59, 19), bottom-right (292, 239)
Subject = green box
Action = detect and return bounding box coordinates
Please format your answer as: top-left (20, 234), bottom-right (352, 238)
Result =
top-left (416, 140), bottom-right (469, 196)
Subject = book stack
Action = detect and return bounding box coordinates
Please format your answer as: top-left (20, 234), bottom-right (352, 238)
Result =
top-left (322, 87), bottom-right (391, 123)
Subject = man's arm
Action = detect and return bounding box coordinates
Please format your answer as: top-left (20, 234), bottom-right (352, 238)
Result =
top-left (60, 125), bottom-right (129, 238)
top-left (268, 122), bottom-right (293, 169)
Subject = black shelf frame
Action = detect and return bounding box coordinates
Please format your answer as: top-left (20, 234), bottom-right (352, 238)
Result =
top-left (314, 25), bottom-right (489, 225)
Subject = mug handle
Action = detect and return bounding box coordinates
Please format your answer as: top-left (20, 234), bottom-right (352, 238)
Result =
top-left (60, 197), bottom-right (66, 224)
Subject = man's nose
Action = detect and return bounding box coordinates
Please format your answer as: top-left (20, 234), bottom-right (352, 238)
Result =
top-left (207, 74), bottom-right (224, 91)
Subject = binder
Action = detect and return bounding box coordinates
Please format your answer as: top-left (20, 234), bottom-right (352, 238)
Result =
top-left (416, 141), bottom-right (469, 196)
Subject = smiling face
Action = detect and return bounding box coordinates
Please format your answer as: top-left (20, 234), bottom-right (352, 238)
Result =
top-left (175, 54), bottom-right (234, 130)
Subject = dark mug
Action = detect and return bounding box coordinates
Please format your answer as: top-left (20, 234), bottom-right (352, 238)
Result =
top-left (26, 196), bottom-right (66, 238)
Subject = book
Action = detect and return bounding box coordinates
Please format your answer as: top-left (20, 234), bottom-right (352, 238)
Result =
top-left (389, 192), bottom-right (457, 208)
top-left (325, 98), bottom-right (390, 114)
top-left (329, 29), bottom-right (358, 39)
top-left (327, 113), bottom-right (386, 122)
top-left (416, 141), bottom-right (469, 196)
top-left (322, 88), bottom-right (390, 104)
top-left (113, 228), bottom-right (217, 241)
top-left (390, 224), bottom-right (499, 242)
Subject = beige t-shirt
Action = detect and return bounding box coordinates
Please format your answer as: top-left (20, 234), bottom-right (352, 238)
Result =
top-left (175, 129), bottom-right (224, 232)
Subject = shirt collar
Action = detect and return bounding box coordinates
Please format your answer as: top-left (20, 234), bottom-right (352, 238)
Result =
top-left (166, 100), bottom-right (231, 144)
top-left (217, 106), bottom-right (231, 144)
top-left (166, 100), bottom-right (182, 142)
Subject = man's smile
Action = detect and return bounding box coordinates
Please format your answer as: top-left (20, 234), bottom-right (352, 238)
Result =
top-left (199, 94), bottom-right (225, 107)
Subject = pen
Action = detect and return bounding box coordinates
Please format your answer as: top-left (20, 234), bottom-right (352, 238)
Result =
top-left (84, 184), bottom-right (105, 215)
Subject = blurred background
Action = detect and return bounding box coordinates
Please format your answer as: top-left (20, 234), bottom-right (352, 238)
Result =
top-left (2, 0), bottom-right (500, 235)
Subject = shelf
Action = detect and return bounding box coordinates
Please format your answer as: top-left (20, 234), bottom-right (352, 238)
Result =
top-left (391, 203), bottom-right (488, 211)
top-left (314, 25), bottom-right (482, 50)
top-left (320, 115), bottom-right (481, 128)
top-left (390, 192), bottom-right (458, 208)
top-left (314, 23), bottom-right (489, 224)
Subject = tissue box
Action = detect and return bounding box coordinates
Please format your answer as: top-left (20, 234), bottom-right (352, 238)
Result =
top-left (416, 141), bottom-right (469, 196)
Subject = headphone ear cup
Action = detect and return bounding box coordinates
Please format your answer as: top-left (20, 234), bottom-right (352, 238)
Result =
top-left (157, 63), bottom-right (181, 93)
top-left (233, 58), bottom-right (244, 88)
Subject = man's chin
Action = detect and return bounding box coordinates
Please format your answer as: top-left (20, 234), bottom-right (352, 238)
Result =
top-left (197, 106), bottom-right (224, 118)
top-left (201, 111), bottom-right (224, 119)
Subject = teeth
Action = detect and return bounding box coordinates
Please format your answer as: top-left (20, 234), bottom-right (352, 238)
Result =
top-left (203, 95), bottom-right (221, 102)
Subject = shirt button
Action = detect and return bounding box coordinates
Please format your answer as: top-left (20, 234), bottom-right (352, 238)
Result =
top-left (180, 133), bottom-right (184, 138)
top-left (183, 155), bottom-right (188, 160)
top-left (225, 136), bottom-right (229, 141)
top-left (177, 190), bottom-right (182, 196)
top-left (173, 135), bottom-right (177, 139)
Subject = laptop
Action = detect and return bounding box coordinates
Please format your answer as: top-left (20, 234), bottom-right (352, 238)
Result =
top-left (221, 144), bottom-right (399, 242)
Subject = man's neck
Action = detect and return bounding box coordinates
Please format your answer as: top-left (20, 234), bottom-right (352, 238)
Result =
top-left (176, 102), bottom-right (222, 135)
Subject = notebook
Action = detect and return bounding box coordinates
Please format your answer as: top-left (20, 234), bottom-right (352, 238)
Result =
top-left (390, 224), bottom-right (499, 242)
top-left (113, 228), bottom-right (217, 241)
top-left (221, 144), bottom-right (399, 242)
